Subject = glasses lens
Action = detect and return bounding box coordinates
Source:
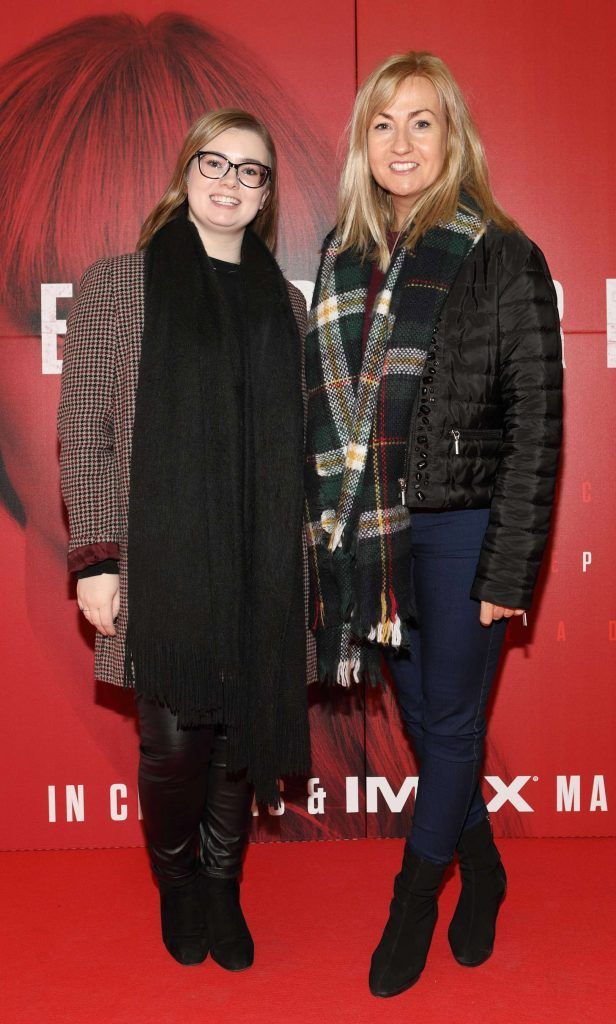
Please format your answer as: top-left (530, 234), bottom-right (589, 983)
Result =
top-left (198, 152), bottom-right (228, 178)
top-left (238, 163), bottom-right (269, 188)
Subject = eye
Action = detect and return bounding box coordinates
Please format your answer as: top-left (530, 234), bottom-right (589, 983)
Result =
top-left (201, 153), bottom-right (225, 169)
top-left (372, 121), bottom-right (392, 131)
top-left (241, 165), bottom-right (260, 177)
top-left (414, 120), bottom-right (431, 129)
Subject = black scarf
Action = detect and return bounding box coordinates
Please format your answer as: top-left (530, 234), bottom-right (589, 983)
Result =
top-left (125, 213), bottom-right (310, 805)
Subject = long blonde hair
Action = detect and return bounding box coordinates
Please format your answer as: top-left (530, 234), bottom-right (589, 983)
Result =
top-left (338, 52), bottom-right (516, 269)
top-left (137, 108), bottom-right (278, 251)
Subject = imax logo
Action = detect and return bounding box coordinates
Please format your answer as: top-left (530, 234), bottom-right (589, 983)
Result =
top-left (346, 775), bottom-right (539, 813)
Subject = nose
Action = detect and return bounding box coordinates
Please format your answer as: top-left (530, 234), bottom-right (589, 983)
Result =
top-left (391, 127), bottom-right (413, 154)
top-left (220, 164), bottom-right (240, 187)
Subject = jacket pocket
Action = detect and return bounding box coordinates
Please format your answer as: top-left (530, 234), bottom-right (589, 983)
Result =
top-left (450, 428), bottom-right (503, 455)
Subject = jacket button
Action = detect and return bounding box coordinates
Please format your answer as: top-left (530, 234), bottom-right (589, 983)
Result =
top-left (417, 460), bottom-right (427, 469)
top-left (419, 404), bottom-right (430, 415)
top-left (421, 416), bottom-right (430, 425)
top-left (414, 472), bottom-right (422, 481)
top-left (420, 450), bottom-right (428, 458)
top-left (417, 435), bottom-right (428, 444)
top-left (422, 376), bottom-right (433, 384)
top-left (415, 491), bottom-right (426, 501)
top-left (421, 387), bottom-right (428, 395)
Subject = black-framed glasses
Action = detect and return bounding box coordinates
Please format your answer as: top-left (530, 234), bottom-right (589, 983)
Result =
top-left (195, 150), bottom-right (271, 189)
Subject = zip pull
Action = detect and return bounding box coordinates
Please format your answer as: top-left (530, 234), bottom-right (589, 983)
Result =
top-left (398, 477), bottom-right (407, 506)
top-left (451, 429), bottom-right (461, 455)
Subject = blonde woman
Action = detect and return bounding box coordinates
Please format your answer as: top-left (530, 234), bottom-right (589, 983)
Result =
top-left (59, 110), bottom-right (310, 969)
top-left (305, 53), bottom-right (562, 995)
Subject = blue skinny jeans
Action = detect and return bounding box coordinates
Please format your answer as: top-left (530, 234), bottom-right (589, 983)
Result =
top-left (386, 508), bottom-right (508, 865)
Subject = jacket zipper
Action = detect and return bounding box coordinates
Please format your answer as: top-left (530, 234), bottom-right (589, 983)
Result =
top-left (450, 428), bottom-right (502, 455)
top-left (400, 393), bottom-right (423, 505)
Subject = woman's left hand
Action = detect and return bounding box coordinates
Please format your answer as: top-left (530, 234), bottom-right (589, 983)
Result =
top-left (479, 601), bottom-right (525, 626)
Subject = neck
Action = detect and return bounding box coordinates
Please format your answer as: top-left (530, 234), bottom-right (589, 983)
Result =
top-left (392, 205), bottom-right (413, 233)
top-left (189, 217), bottom-right (243, 263)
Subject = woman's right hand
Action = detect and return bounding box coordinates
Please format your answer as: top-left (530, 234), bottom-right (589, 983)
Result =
top-left (76, 574), bottom-right (120, 636)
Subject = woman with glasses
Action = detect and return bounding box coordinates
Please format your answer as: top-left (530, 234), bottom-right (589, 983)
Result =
top-left (59, 108), bottom-right (311, 970)
top-left (305, 52), bottom-right (562, 995)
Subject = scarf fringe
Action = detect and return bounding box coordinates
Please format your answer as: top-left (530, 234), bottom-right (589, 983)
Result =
top-left (367, 614), bottom-right (403, 647)
top-left (125, 630), bottom-right (310, 807)
top-left (125, 631), bottom-right (239, 724)
top-left (328, 519), bottom-right (345, 552)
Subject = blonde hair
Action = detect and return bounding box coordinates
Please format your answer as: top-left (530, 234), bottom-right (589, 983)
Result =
top-left (138, 108), bottom-right (278, 251)
top-left (338, 52), bottom-right (516, 269)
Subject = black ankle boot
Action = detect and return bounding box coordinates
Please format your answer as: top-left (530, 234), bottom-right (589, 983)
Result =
top-left (203, 875), bottom-right (254, 971)
top-left (159, 875), bottom-right (209, 966)
top-left (448, 818), bottom-right (507, 966)
top-left (369, 845), bottom-right (447, 997)
top-left (199, 731), bottom-right (254, 971)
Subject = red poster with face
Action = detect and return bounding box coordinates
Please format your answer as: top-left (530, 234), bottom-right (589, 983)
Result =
top-left (1, 0), bottom-right (614, 851)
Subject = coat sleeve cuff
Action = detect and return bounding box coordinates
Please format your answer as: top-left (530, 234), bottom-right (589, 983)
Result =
top-left (68, 542), bottom-right (121, 573)
top-left (470, 577), bottom-right (531, 610)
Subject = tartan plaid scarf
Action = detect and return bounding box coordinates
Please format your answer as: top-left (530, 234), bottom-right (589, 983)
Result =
top-left (305, 203), bottom-right (483, 685)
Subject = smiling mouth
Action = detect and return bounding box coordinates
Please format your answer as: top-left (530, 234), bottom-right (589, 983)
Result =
top-left (389, 161), bottom-right (419, 172)
top-left (209, 195), bottom-right (240, 206)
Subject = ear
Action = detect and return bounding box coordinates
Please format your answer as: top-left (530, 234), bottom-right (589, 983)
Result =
top-left (259, 189), bottom-right (270, 211)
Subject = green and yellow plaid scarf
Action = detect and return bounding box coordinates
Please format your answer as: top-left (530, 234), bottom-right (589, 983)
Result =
top-left (305, 203), bottom-right (483, 685)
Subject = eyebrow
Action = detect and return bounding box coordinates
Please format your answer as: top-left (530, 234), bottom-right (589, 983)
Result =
top-left (374, 108), bottom-right (436, 120)
top-left (203, 148), bottom-right (267, 164)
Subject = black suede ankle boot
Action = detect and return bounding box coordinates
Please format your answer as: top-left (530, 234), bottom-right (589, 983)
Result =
top-left (448, 817), bottom-right (507, 966)
top-left (202, 875), bottom-right (254, 971)
top-left (159, 875), bottom-right (209, 966)
top-left (369, 845), bottom-right (447, 997)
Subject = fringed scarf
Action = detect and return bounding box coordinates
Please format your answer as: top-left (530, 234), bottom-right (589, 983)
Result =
top-left (304, 202), bottom-right (483, 685)
top-left (125, 213), bottom-right (310, 805)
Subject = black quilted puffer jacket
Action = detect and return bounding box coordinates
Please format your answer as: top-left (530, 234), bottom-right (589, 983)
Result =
top-left (402, 223), bottom-right (563, 609)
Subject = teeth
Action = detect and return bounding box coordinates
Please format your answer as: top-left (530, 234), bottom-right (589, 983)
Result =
top-left (390, 162), bottom-right (418, 171)
top-left (210, 195), bottom-right (240, 205)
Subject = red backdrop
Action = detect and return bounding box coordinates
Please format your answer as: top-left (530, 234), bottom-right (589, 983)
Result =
top-left (0, 0), bottom-right (614, 851)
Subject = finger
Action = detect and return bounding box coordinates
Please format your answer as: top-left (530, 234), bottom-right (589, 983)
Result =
top-left (89, 606), bottom-right (107, 636)
top-left (98, 603), bottom-right (116, 637)
top-left (492, 606), bottom-right (505, 621)
top-left (112, 590), bottom-right (121, 621)
top-left (503, 608), bottom-right (515, 618)
top-left (512, 608), bottom-right (525, 616)
top-left (479, 602), bottom-right (493, 627)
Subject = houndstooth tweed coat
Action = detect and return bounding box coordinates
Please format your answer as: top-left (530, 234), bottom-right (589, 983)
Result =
top-left (58, 252), bottom-right (317, 687)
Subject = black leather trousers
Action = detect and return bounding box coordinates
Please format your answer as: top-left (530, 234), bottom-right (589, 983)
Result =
top-left (137, 697), bottom-right (254, 888)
